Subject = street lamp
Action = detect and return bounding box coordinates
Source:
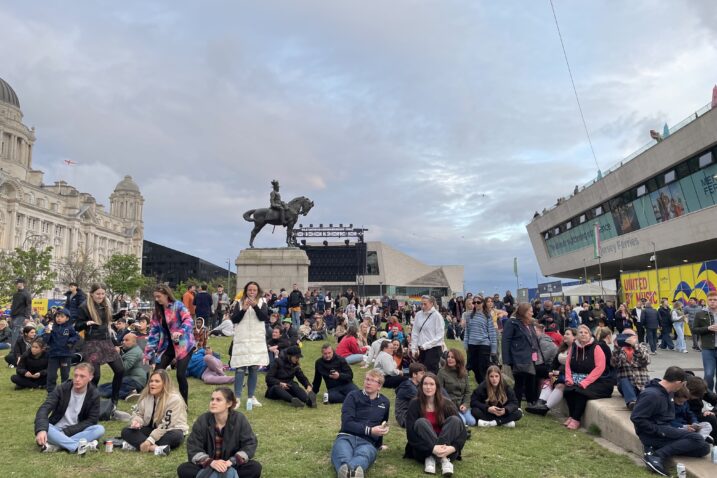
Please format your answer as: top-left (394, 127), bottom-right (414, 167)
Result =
top-left (379, 281), bottom-right (383, 297)
top-left (650, 241), bottom-right (660, 303)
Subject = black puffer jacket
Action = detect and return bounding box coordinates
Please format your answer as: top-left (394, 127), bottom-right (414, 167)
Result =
top-left (265, 354), bottom-right (310, 388)
top-left (34, 380), bottom-right (101, 437)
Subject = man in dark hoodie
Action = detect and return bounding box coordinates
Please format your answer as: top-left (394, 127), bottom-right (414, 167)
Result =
top-left (631, 366), bottom-right (710, 476)
top-left (265, 345), bottom-right (316, 408)
top-left (312, 344), bottom-right (357, 404)
top-left (64, 283), bottom-right (86, 325)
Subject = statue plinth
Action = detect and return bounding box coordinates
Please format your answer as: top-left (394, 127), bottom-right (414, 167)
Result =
top-left (235, 248), bottom-right (310, 293)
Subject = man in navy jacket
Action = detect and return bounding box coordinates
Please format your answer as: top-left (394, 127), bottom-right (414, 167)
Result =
top-left (631, 366), bottom-right (710, 476)
top-left (330, 369), bottom-right (390, 478)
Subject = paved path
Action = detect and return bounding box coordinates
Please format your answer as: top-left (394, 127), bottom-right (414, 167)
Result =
top-left (645, 345), bottom-right (704, 378)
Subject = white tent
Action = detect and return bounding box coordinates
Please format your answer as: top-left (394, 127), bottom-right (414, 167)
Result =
top-left (562, 280), bottom-right (617, 298)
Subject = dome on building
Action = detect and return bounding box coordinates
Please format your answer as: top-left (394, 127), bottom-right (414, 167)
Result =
top-left (0, 77), bottom-right (20, 108)
top-left (114, 175), bottom-right (141, 193)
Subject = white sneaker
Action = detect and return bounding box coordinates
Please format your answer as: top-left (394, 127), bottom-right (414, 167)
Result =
top-left (440, 457), bottom-right (454, 476)
top-left (153, 445), bottom-right (170, 456)
top-left (77, 440), bottom-right (98, 455)
top-left (424, 456), bottom-right (436, 474)
top-left (503, 421), bottom-right (516, 428)
top-left (121, 441), bottom-right (137, 451)
top-left (112, 409), bottom-right (132, 421)
top-left (249, 396), bottom-right (262, 407)
top-left (42, 443), bottom-right (60, 453)
top-left (125, 392), bottom-right (140, 402)
top-left (477, 419), bottom-right (497, 427)
top-left (323, 392), bottom-right (329, 404)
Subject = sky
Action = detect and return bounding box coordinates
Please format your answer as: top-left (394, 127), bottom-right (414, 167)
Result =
top-left (2, 0), bottom-right (716, 294)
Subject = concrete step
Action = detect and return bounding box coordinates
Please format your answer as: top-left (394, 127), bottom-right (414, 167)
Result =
top-left (577, 395), bottom-right (715, 478)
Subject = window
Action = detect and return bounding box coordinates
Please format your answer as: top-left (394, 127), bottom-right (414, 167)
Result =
top-left (595, 205), bottom-right (603, 216)
top-left (579, 214), bottom-right (586, 224)
top-left (566, 221), bottom-right (572, 230)
top-left (676, 162), bottom-right (690, 180)
top-left (699, 151), bottom-right (713, 169)
top-left (664, 170), bottom-right (676, 184)
top-left (554, 227), bottom-right (560, 235)
top-left (366, 251), bottom-right (380, 275)
top-left (636, 184), bottom-right (647, 197)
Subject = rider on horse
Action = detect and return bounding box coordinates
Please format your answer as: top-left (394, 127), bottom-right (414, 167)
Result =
top-left (270, 179), bottom-right (289, 226)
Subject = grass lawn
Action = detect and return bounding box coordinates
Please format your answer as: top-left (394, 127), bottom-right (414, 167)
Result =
top-left (0, 337), bottom-right (652, 478)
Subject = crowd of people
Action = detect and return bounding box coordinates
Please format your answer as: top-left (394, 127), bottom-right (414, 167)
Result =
top-left (3, 277), bottom-right (717, 477)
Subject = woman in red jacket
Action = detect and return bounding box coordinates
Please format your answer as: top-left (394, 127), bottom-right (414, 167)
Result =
top-left (336, 326), bottom-right (368, 365)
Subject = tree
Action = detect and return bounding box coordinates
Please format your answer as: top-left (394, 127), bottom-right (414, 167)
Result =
top-left (57, 249), bottom-right (102, 290)
top-left (102, 253), bottom-right (145, 300)
top-left (0, 250), bottom-right (15, 304)
top-left (139, 275), bottom-right (160, 301)
top-left (7, 246), bottom-right (57, 297)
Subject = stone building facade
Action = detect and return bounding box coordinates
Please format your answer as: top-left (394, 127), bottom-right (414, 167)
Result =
top-left (0, 76), bottom-right (144, 284)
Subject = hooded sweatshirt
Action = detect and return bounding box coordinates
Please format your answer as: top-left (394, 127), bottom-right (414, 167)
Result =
top-left (631, 378), bottom-right (689, 440)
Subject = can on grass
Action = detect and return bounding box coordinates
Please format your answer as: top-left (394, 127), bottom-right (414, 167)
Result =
top-left (675, 462), bottom-right (686, 478)
top-left (712, 444), bottom-right (717, 464)
top-left (246, 399), bottom-right (253, 411)
top-left (105, 440), bottom-right (113, 453)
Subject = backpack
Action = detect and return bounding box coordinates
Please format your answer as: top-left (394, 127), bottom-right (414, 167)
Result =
top-left (99, 398), bottom-right (114, 421)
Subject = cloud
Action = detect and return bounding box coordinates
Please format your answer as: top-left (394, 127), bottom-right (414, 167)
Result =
top-left (1, 0), bottom-right (715, 293)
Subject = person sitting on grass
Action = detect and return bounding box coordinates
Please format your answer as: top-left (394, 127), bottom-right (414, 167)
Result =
top-left (100, 332), bottom-right (147, 401)
top-left (373, 340), bottom-right (408, 389)
top-left (438, 348), bottom-right (476, 426)
top-left (202, 346), bottom-right (234, 385)
top-left (42, 308), bottom-right (80, 394)
top-left (0, 319), bottom-right (12, 350)
top-left (395, 362), bottom-right (427, 428)
top-left (267, 326), bottom-right (290, 367)
top-left (120, 369), bottom-right (188, 456)
top-left (34, 362), bottom-right (104, 454)
top-left (265, 345), bottom-right (316, 408)
top-left (177, 387), bottom-right (262, 478)
top-left (631, 366), bottom-right (711, 476)
top-left (312, 343), bottom-right (358, 405)
top-left (330, 369), bottom-right (391, 478)
top-left (336, 326), bottom-right (369, 365)
top-left (404, 372), bottom-right (468, 476)
top-left (670, 386), bottom-right (714, 444)
top-left (281, 317), bottom-right (299, 346)
top-left (4, 325), bottom-right (36, 367)
top-left (299, 319), bottom-right (312, 341)
top-left (193, 317), bottom-right (209, 351)
top-left (611, 328), bottom-right (650, 410)
top-left (11, 338), bottom-right (48, 389)
top-left (471, 365), bottom-right (523, 428)
top-left (210, 312), bottom-right (234, 337)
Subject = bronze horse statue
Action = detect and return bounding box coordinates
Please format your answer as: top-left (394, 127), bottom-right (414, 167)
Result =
top-left (243, 196), bottom-right (314, 248)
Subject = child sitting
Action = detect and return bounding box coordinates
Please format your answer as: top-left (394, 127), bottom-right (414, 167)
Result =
top-left (671, 386), bottom-right (714, 444)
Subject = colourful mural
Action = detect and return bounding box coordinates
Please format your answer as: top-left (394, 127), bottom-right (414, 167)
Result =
top-left (620, 259), bottom-right (717, 309)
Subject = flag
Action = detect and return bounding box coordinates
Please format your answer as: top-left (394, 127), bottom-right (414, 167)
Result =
top-left (513, 257), bottom-right (518, 277)
top-left (593, 223), bottom-right (601, 259)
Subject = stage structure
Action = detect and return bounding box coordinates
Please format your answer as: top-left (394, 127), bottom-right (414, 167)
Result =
top-left (291, 224), bottom-right (369, 296)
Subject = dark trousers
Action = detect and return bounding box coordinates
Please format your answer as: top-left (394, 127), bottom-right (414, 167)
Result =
top-left (157, 346), bottom-right (191, 404)
top-left (327, 383), bottom-right (359, 403)
top-left (383, 374), bottom-right (409, 389)
top-left (646, 328), bottom-right (658, 353)
top-left (121, 425), bottom-right (184, 450)
top-left (10, 374), bottom-right (46, 389)
top-left (91, 357), bottom-right (125, 403)
top-left (99, 377), bottom-right (144, 400)
top-left (412, 416), bottom-right (465, 459)
top-left (177, 460), bottom-right (262, 478)
top-left (467, 344), bottom-right (491, 385)
top-left (563, 380), bottom-right (614, 421)
top-left (472, 408), bottom-right (523, 425)
top-left (659, 327), bottom-right (674, 350)
top-left (46, 356), bottom-right (71, 393)
top-left (513, 372), bottom-right (538, 404)
top-left (266, 382), bottom-right (309, 404)
top-left (640, 431), bottom-right (710, 460)
top-left (636, 322), bottom-right (645, 344)
top-left (418, 346), bottom-right (442, 374)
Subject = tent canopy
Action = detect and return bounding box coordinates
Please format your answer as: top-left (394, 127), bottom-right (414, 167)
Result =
top-left (562, 281), bottom-right (616, 297)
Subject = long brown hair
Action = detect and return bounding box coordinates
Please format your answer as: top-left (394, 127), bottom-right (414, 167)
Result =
top-left (446, 348), bottom-right (467, 379)
top-left (485, 365), bottom-right (507, 406)
top-left (515, 302), bottom-right (532, 322)
top-left (153, 284), bottom-right (177, 320)
top-left (417, 372), bottom-right (451, 427)
top-left (87, 283), bottom-right (112, 325)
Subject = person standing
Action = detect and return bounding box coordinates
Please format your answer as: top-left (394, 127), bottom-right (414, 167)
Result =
top-left (462, 296), bottom-right (497, 385)
top-left (693, 291), bottom-right (717, 392)
top-left (410, 295), bottom-right (445, 374)
top-left (631, 298), bottom-right (647, 344)
top-left (684, 297), bottom-right (703, 351)
top-left (144, 285), bottom-right (195, 404)
top-left (288, 284), bottom-right (304, 330)
top-left (230, 281), bottom-right (270, 409)
top-left (10, 278), bottom-right (32, 345)
top-left (658, 299), bottom-right (675, 351)
top-left (193, 285), bottom-right (212, 325)
top-left (182, 285), bottom-right (196, 318)
top-left (42, 308), bottom-right (80, 393)
top-left (75, 284), bottom-right (125, 405)
top-left (643, 302), bottom-right (660, 354)
top-left (212, 285), bottom-right (230, 330)
top-left (671, 301), bottom-right (688, 354)
top-left (502, 303), bottom-right (541, 406)
top-left (63, 282), bottom-right (86, 326)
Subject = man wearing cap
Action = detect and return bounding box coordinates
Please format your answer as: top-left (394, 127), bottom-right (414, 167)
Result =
top-left (43, 308), bottom-right (80, 393)
top-left (10, 278), bottom-right (32, 345)
top-left (265, 345), bottom-right (316, 407)
top-left (281, 316), bottom-right (299, 346)
top-left (410, 295), bottom-right (445, 374)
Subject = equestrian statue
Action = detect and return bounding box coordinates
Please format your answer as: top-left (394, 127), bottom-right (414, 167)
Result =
top-left (242, 180), bottom-right (314, 248)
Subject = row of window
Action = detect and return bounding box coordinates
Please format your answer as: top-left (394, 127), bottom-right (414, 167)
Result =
top-left (544, 148), bottom-right (715, 239)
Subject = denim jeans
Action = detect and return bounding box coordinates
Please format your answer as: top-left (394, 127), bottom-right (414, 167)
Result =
top-left (291, 309), bottom-right (302, 330)
top-left (702, 348), bottom-right (717, 393)
top-left (234, 365), bottom-right (259, 399)
top-left (673, 322), bottom-right (686, 352)
top-left (459, 408), bottom-right (477, 426)
top-left (617, 377), bottom-right (639, 404)
top-left (46, 424), bottom-right (105, 452)
top-left (331, 434), bottom-right (378, 473)
top-left (343, 354), bottom-right (365, 365)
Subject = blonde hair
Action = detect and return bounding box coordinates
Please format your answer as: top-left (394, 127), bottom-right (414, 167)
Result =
top-left (0, 319), bottom-right (7, 327)
top-left (139, 369), bottom-right (177, 423)
top-left (366, 368), bottom-right (385, 386)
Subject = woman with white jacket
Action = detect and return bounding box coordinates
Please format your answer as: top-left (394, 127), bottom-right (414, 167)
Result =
top-left (230, 281), bottom-right (270, 409)
top-left (374, 340), bottom-right (409, 388)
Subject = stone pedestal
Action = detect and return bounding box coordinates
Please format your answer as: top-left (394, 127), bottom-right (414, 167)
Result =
top-left (235, 248), bottom-right (310, 293)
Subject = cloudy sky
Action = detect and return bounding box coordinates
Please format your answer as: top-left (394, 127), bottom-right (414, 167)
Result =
top-left (2, 1), bottom-right (716, 294)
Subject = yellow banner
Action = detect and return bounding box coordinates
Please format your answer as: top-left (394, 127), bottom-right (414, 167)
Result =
top-left (621, 260), bottom-right (717, 309)
top-left (32, 298), bottom-right (48, 316)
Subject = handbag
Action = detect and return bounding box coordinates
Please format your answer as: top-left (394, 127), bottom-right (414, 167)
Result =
top-left (512, 362), bottom-right (536, 375)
